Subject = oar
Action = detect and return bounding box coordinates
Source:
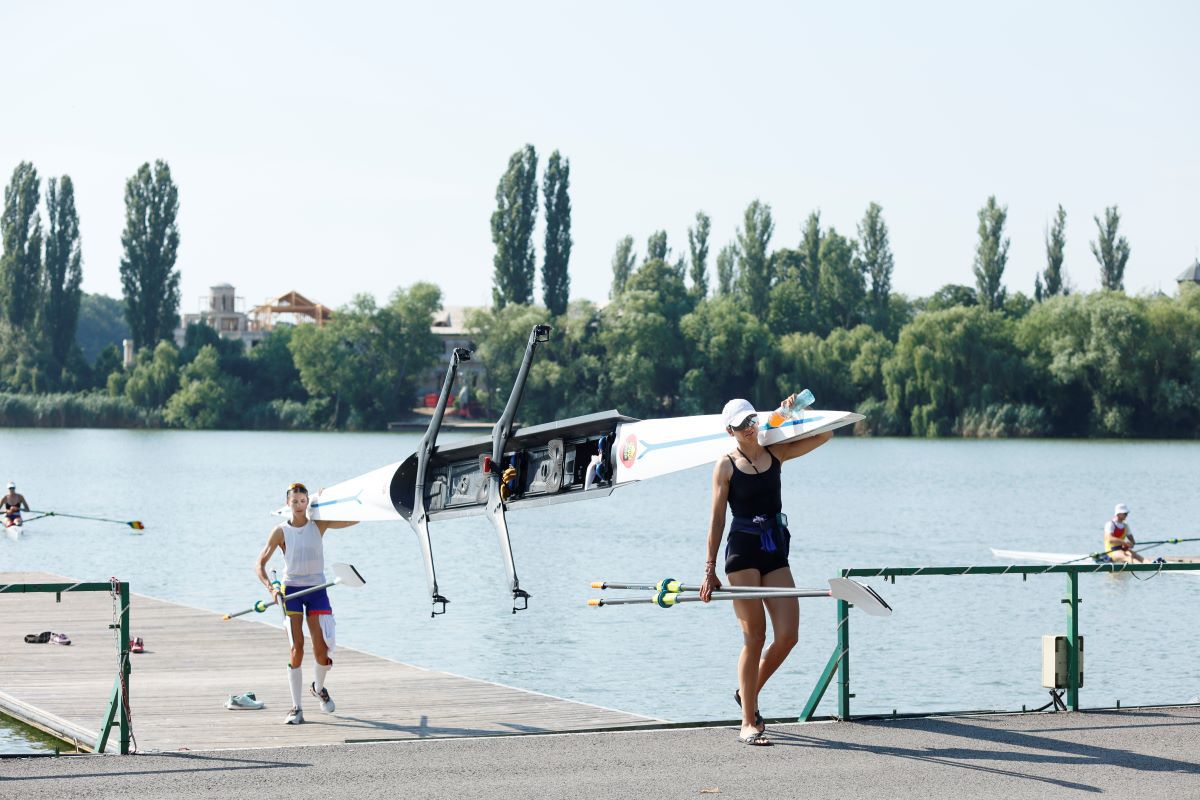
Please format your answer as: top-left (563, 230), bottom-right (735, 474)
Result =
top-left (1056, 537), bottom-right (1200, 565)
top-left (26, 510), bottom-right (145, 530)
top-left (589, 577), bottom-right (892, 616)
top-left (593, 579), bottom-right (815, 593)
top-left (222, 563), bottom-right (366, 620)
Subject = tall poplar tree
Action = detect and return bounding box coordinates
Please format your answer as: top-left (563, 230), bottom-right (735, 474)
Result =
top-left (0, 162), bottom-right (44, 330)
top-left (973, 195), bottom-right (1009, 311)
top-left (687, 211), bottom-right (711, 299)
top-left (735, 200), bottom-right (774, 316)
top-left (43, 175), bottom-right (83, 370)
top-left (541, 150), bottom-right (572, 316)
top-left (490, 145), bottom-right (539, 309)
top-left (1091, 205), bottom-right (1130, 291)
top-left (645, 230), bottom-right (669, 263)
top-left (120, 160), bottom-right (181, 350)
top-left (858, 202), bottom-right (893, 328)
top-left (715, 243), bottom-right (738, 296)
top-left (1041, 204), bottom-right (1067, 299)
top-left (610, 236), bottom-right (635, 298)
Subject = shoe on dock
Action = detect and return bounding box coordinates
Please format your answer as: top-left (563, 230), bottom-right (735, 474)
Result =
top-left (225, 692), bottom-right (265, 710)
top-left (24, 631), bottom-right (51, 644)
top-left (49, 632), bottom-right (71, 645)
top-left (284, 707), bottom-right (304, 725)
top-left (130, 637), bottom-right (145, 653)
top-left (311, 682), bottom-right (335, 713)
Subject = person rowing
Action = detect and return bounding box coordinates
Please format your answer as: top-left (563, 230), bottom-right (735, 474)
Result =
top-left (2, 481), bottom-right (29, 528)
top-left (1103, 503), bottom-right (1143, 563)
top-left (699, 396), bottom-right (833, 746)
top-left (256, 482), bottom-right (358, 725)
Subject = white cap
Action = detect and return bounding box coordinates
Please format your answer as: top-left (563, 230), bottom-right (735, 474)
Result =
top-left (722, 398), bottom-right (756, 429)
top-left (5, 481), bottom-right (13, 489)
top-left (1114, 503), bottom-right (1130, 516)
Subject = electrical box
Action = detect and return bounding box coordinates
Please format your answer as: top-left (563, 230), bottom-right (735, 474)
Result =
top-left (1042, 635), bottom-right (1084, 689)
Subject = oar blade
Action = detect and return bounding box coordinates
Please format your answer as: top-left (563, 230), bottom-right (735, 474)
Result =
top-left (331, 562), bottom-right (366, 589)
top-left (128, 521), bottom-right (145, 530)
top-left (829, 578), bottom-right (892, 617)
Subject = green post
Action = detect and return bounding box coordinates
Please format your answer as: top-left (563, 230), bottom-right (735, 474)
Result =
top-left (836, 598), bottom-right (850, 720)
top-left (1066, 572), bottom-right (1079, 711)
top-left (119, 580), bottom-right (131, 754)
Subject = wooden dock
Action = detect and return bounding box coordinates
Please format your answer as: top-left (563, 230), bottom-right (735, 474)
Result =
top-left (0, 571), bottom-right (656, 752)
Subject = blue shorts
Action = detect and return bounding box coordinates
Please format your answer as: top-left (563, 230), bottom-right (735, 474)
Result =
top-left (283, 585), bottom-right (332, 617)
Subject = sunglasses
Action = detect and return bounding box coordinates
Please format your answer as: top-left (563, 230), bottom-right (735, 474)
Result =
top-left (730, 414), bottom-right (758, 432)
top-left (287, 482), bottom-right (309, 496)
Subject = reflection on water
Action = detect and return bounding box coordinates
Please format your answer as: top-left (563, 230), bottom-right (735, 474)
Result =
top-left (2, 429), bottom-right (1199, 753)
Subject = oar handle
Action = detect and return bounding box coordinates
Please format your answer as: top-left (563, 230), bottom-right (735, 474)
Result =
top-left (221, 579), bottom-right (336, 621)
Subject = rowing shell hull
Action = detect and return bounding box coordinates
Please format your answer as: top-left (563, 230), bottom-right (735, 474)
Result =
top-left (991, 548), bottom-right (1200, 574)
top-left (297, 407), bottom-right (862, 523)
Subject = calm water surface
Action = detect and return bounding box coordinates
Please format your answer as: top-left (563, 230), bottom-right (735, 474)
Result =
top-left (2, 429), bottom-right (1199, 753)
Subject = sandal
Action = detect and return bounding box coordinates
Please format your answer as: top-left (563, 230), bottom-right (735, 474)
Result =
top-left (738, 731), bottom-right (772, 746)
top-left (24, 631), bottom-right (51, 644)
top-left (734, 688), bottom-right (765, 731)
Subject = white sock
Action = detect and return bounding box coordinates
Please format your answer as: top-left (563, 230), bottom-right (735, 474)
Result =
top-left (314, 661), bottom-right (331, 692)
top-left (287, 665), bottom-right (303, 709)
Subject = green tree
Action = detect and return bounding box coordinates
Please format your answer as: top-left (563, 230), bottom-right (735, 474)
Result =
top-left (715, 243), bottom-right (738, 296)
top-left (678, 295), bottom-right (771, 414)
top-left (735, 200), bottom-right (774, 316)
top-left (883, 306), bottom-right (1027, 436)
top-left (687, 211), bottom-right (711, 300)
top-left (43, 176), bottom-right (84, 376)
top-left (246, 326), bottom-right (305, 403)
top-left (541, 150), bottom-right (572, 316)
top-left (76, 293), bottom-right (131, 363)
top-left (1091, 205), bottom-right (1130, 291)
top-left (164, 344), bottom-right (245, 428)
top-left (645, 230), bottom-right (669, 263)
top-left (610, 235), bottom-right (635, 298)
top-left (973, 195), bottom-right (1009, 311)
top-left (815, 228), bottom-right (863, 333)
top-left (921, 284), bottom-right (978, 312)
top-left (120, 160), bottom-right (181, 350)
top-left (1040, 204), bottom-right (1067, 299)
top-left (858, 202), bottom-right (893, 330)
top-left (775, 324), bottom-right (894, 411)
top-left (290, 283), bottom-right (442, 428)
top-left (799, 211), bottom-right (823, 301)
top-left (0, 161), bottom-right (44, 330)
top-left (766, 248), bottom-right (811, 335)
top-left (490, 145), bottom-right (539, 309)
top-left (122, 339), bottom-right (180, 408)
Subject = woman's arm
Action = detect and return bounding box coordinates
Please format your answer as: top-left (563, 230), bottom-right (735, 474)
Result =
top-left (316, 519), bottom-right (359, 535)
top-left (769, 430), bottom-right (832, 463)
top-left (700, 458), bottom-right (733, 601)
top-left (255, 526), bottom-right (285, 595)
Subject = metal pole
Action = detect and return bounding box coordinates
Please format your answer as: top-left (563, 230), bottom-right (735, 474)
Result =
top-left (119, 580), bottom-right (131, 754)
top-left (1066, 571), bottom-right (1079, 711)
top-left (836, 597), bottom-right (850, 720)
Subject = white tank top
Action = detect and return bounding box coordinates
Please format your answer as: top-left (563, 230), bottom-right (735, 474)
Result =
top-left (282, 520), bottom-right (325, 585)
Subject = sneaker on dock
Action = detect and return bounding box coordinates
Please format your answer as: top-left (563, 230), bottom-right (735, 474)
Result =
top-left (49, 632), bottom-right (71, 645)
top-left (311, 682), bottom-right (335, 713)
top-left (284, 707), bottom-right (304, 725)
top-left (225, 692), bottom-right (265, 710)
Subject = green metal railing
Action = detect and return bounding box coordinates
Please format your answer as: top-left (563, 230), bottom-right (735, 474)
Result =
top-left (801, 561), bottom-right (1200, 721)
top-left (0, 581), bottom-right (131, 753)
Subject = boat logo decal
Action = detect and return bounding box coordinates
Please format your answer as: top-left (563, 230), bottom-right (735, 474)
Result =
top-left (620, 434), bottom-right (638, 468)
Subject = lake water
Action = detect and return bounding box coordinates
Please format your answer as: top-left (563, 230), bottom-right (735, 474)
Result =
top-left (2, 429), bottom-right (1200, 754)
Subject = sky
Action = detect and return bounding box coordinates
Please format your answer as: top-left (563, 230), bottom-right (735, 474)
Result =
top-left (3, 1), bottom-right (1198, 316)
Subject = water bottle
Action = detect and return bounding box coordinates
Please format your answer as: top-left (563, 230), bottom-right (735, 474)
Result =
top-left (764, 389), bottom-right (815, 429)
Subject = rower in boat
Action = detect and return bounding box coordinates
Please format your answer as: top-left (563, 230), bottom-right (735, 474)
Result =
top-left (2, 481), bottom-right (29, 530)
top-left (1103, 503), bottom-right (1143, 563)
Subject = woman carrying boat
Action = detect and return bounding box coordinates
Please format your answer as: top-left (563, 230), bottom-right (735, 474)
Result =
top-left (256, 482), bottom-right (358, 725)
top-left (700, 396), bottom-right (832, 746)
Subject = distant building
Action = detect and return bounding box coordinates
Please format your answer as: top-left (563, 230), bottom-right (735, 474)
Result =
top-left (1178, 259), bottom-right (1200, 288)
top-left (175, 285), bottom-right (331, 349)
top-left (417, 306), bottom-right (489, 415)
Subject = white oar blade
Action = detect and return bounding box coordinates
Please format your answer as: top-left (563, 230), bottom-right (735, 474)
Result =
top-left (331, 562), bottom-right (366, 589)
top-left (829, 578), bottom-right (892, 617)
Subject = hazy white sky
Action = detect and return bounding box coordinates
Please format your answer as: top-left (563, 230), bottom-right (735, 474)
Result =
top-left (3, 1), bottom-right (1198, 315)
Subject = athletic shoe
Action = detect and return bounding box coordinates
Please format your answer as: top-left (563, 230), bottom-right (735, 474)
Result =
top-left (284, 707), bottom-right (304, 725)
top-left (130, 637), bottom-right (145, 653)
top-left (49, 633), bottom-right (71, 646)
top-left (311, 682), bottom-right (335, 713)
top-left (224, 692), bottom-right (265, 710)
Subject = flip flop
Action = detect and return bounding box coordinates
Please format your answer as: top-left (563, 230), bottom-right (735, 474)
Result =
top-left (734, 688), bottom-right (765, 731)
top-left (24, 631), bottom-right (51, 644)
top-left (737, 731), bottom-right (772, 746)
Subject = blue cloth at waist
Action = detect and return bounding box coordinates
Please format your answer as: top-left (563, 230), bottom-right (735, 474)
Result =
top-left (730, 514), bottom-right (786, 553)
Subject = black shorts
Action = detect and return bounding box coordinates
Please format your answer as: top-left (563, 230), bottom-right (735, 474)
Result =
top-left (724, 527), bottom-right (791, 576)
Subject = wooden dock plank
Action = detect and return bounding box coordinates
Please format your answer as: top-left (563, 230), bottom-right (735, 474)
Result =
top-left (0, 572), bottom-right (656, 752)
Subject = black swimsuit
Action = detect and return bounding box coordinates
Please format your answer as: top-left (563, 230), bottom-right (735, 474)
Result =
top-left (723, 452), bottom-right (790, 575)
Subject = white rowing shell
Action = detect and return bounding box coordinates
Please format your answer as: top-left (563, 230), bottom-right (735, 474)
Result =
top-left (991, 547), bottom-right (1200, 576)
top-left (612, 409), bottom-right (863, 484)
top-left (295, 461), bottom-right (406, 522)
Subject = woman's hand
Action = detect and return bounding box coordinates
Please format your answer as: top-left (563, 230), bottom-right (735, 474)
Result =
top-left (700, 570), bottom-right (722, 602)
